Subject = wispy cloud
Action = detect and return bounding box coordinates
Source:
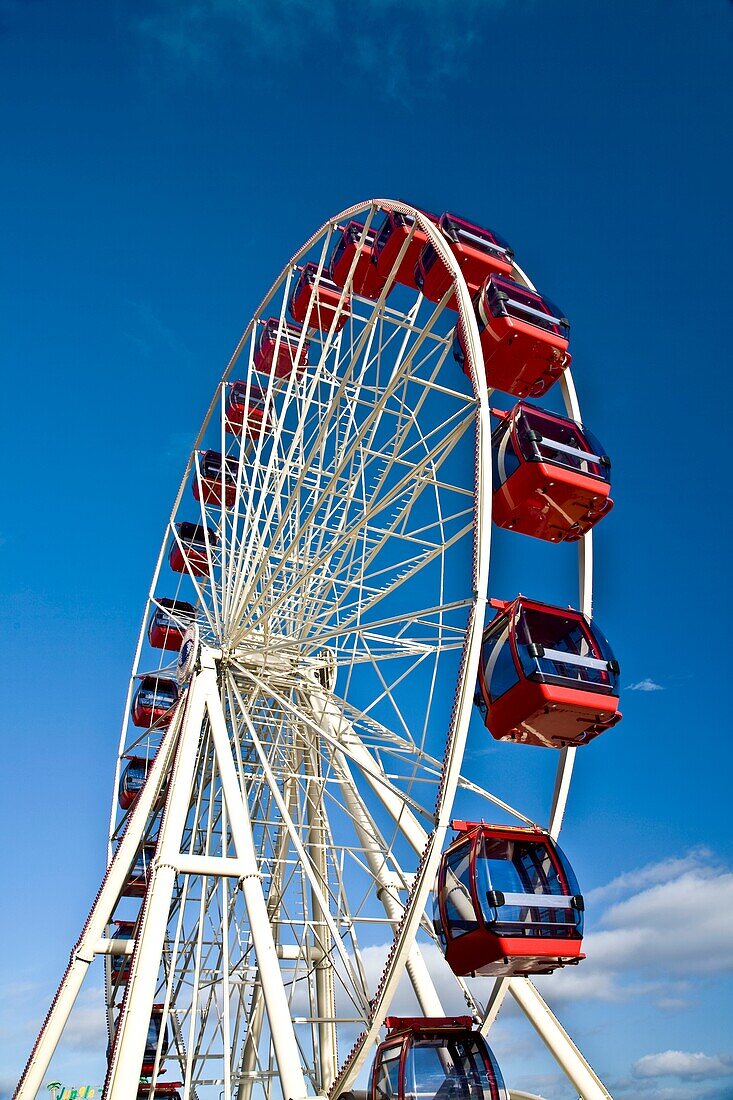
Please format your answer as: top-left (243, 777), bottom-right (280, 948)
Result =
top-left (587, 848), bottom-right (713, 904)
top-left (62, 984), bottom-right (108, 1052)
top-left (627, 677), bottom-right (664, 691)
top-left (131, 0), bottom-right (506, 94)
top-left (0, 979), bottom-right (40, 1001)
top-left (0, 978), bottom-right (106, 1084)
top-left (633, 1051), bottom-right (733, 1081)
top-left (613, 1079), bottom-right (733, 1100)
top-left (122, 299), bottom-right (192, 365)
top-left (134, 0), bottom-right (336, 69)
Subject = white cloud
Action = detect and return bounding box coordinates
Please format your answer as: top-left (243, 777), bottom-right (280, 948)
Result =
top-left (614, 1085), bottom-right (733, 1100)
top-left (627, 677), bottom-right (664, 691)
top-left (593, 865), bottom-right (733, 977)
top-left (633, 1051), bottom-right (733, 1081)
top-left (587, 848), bottom-right (714, 904)
top-left (531, 849), bottom-right (733, 1009)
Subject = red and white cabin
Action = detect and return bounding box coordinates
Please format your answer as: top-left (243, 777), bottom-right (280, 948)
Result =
top-left (456, 274), bottom-right (570, 396)
top-left (147, 597), bottom-right (196, 651)
top-left (289, 263), bottom-right (350, 332)
top-left (225, 379), bottom-right (267, 436)
top-left (370, 1017), bottom-right (507, 1100)
top-left (118, 755), bottom-right (151, 809)
top-left (137, 1086), bottom-right (182, 1100)
top-left (253, 318), bottom-right (310, 379)
top-left (492, 402), bottom-right (613, 542)
top-left (330, 221), bottom-right (386, 299)
top-left (169, 521), bottom-right (218, 577)
top-left (476, 596), bottom-right (621, 748)
top-left (416, 212), bottom-right (514, 304)
top-left (121, 844), bottom-right (156, 898)
top-left (108, 1004), bottom-right (169, 1074)
top-left (434, 822), bottom-right (585, 977)
top-left (193, 449), bottom-right (239, 508)
top-left (131, 676), bottom-right (178, 728)
top-left (371, 208), bottom-right (438, 290)
top-left (110, 919), bottom-right (135, 984)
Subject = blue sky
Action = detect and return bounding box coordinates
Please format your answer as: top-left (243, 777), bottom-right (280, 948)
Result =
top-left (1, 1), bottom-right (732, 1097)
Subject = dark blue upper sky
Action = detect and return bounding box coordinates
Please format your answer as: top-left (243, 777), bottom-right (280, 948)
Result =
top-left (1, 2), bottom-right (732, 1097)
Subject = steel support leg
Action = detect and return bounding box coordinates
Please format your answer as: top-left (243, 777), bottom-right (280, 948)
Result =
top-left (107, 666), bottom-right (210, 1097)
top-left (305, 741), bottom-right (338, 1092)
top-left (14, 698), bottom-right (188, 1100)
top-left (237, 763), bottom-right (301, 1100)
top-left (330, 748), bottom-right (445, 1018)
top-left (509, 978), bottom-right (612, 1100)
top-left (205, 660), bottom-right (310, 1100)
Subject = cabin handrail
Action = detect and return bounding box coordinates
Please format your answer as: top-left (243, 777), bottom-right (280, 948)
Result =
top-left (500, 297), bottom-right (564, 325)
top-left (531, 648), bottom-right (610, 672)
top-left (532, 437), bottom-right (604, 465)
top-left (491, 891), bottom-right (579, 909)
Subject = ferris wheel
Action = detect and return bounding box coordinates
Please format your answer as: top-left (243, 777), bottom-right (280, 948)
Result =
top-left (16, 200), bottom-right (621, 1100)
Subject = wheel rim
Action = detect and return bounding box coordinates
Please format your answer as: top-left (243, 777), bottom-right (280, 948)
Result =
top-left (107, 201), bottom-right (496, 1098)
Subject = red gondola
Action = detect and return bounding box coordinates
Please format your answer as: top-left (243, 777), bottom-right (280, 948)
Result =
top-left (119, 756), bottom-right (151, 809)
top-left (492, 403), bottom-right (613, 542)
top-left (110, 919), bottom-right (135, 984)
top-left (330, 221), bottom-right (386, 300)
top-left (137, 1086), bottom-right (182, 1100)
top-left (193, 450), bottom-right (239, 507)
top-left (289, 263), bottom-right (351, 332)
top-left (225, 379), bottom-right (267, 436)
top-left (122, 844), bottom-right (156, 897)
top-left (108, 1005), bottom-right (170, 1074)
top-left (370, 1017), bottom-right (507, 1100)
top-left (434, 823), bottom-right (585, 977)
top-left (372, 209), bottom-right (438, 290)
top-left (132, 676), bottom-right (178, 728)
top-left (147, 598), bottom-right (196, 651)
top-left (168, 522), bottom-right (218, 576)
top-left (131, 676), bottom-right (177, 729)
top-left (455, 275), bottom-right (570, 397)
top-left (142, 1005), bottom-right (170, 1074)
top-left (253, 318), bottom-right (310, 379)
top-left (476, 596), bottom-right (620, 748)
top-left (416, 214), bottom-right (514, 304)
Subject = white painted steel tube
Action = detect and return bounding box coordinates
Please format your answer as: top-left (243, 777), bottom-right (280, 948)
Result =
top-left (329, 745), bottom-right (445, 1018)
top-left (236, 761), bottom-right (303, 1100)
top-left (174, 854), bottom-right (250, 877)
top-left (305, 742), bottom-right (338, 1091)
top-left (205, 662), bottom-right (310, 1100)
top-left (311, 689), bottom-right (428, 856)
top-left (509, 978), bottom-right (611, 1100)
top-left (96, 938), bottom-right (134, 956)
top-left (15, 697), bottom-right (187, 1100)
top-left (107, 673), bottom-right (209, 1100)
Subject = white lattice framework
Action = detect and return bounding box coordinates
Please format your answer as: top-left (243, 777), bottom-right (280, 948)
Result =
top-left (15, 201), bottom-right (613, 1100)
